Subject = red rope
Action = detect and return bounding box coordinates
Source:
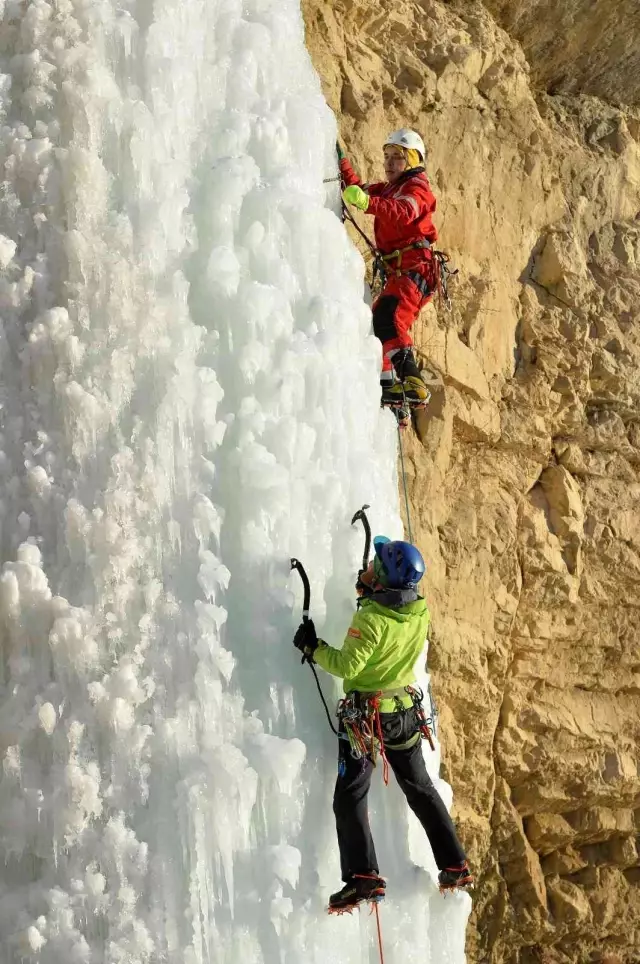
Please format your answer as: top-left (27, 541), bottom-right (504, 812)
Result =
top-left (373, 901), bottom-right (385, 964)
top-left (421, 723), bottom-right (435, 751)
top-left (340, 694), bottom-right (391, 784)
top-left (370, 697), bottom-right (389, 786)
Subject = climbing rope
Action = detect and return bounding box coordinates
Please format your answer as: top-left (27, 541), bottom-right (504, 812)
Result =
top-left (372, 902), bottom-right (385, 964)
top-left (309, 661), bottom-right (339, 736)
top-left (396, 420), bottom-right (414, 544)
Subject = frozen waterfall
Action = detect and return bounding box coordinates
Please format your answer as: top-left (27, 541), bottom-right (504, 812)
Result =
top-left (0, 0), bottom-right (471, 960)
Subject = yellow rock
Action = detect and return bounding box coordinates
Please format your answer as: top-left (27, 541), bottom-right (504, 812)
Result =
top-left (302, 0), bottom-right (640, 958)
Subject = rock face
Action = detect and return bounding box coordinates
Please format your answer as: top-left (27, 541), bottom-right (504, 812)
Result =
top-left (301, 1), bottom-right (640, 961)
top-left (483, 0), bottom-right (640, 105)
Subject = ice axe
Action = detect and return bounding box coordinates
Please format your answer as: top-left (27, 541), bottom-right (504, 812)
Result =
top-left (289, 557), bottom-right (338, 734)
top-left (290, 557), bottom-right (311, 664)
top-left (351, 504), bottom-right (372, 594)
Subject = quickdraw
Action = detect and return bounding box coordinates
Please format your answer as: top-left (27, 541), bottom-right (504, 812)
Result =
top-left (337, 693), bottom-right (390, 785)
top-left (405, 684), bottom-right (436, 751)
top-left (434, 250), bottom-right (458, 312)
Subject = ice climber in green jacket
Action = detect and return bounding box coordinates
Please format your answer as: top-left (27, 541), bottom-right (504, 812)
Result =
top-left (293, 536), bottom-right (473, 911)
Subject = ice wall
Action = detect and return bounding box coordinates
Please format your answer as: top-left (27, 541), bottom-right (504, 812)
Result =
top-left (0, 0), bottom-right (471, 961)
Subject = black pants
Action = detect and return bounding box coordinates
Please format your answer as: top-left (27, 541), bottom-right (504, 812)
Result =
top-left (333, 707), bottom-right (467, 880)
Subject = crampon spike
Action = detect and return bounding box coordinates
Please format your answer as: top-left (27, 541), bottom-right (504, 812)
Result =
top-left (327, 904), bottom-right (355, 916)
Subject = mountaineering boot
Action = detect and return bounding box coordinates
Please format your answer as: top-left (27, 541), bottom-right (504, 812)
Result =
top-left (381, 377), bottom-right (430, 407)
top-left (380, 380), bottom-right (402, 406)
top-left (401, 374), bottom-right (430, 403)
top-left (389, 346), bottom-right (421, 381)
top-left (379, 371), bottom-right (396, 408)
top-left (329, 874), bottom-right (386, 912)
top-left (438, 862), bottom-right (474, 892)
top-left (386, 347), bottom-right (431, 405)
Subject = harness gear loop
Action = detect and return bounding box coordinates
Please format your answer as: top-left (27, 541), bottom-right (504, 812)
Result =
top-left (405, 684), bottom-right (436, 751)
top-left (337, 692), bottom-right (390, 785)
top-left (340, 205), bottom-right (436, 299)
top-left (427, 679), bottom-right (438, 739)
top-left (380, 239), bottom-right (432, 278)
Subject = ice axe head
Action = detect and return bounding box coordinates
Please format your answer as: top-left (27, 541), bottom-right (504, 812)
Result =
top-left (290, 558), bottom-right (312, 663)
top-left (290, 558), bottom-right (310, 620)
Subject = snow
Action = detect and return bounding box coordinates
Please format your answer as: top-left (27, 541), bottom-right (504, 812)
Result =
top-left (0, 0), bottom-right (471, 961)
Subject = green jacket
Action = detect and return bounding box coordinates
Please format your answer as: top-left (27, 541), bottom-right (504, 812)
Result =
top-left (314, 596), bottom-right (430, 693)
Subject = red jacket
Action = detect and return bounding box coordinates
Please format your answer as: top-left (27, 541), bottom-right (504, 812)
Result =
top-left (340, 158), bottom-right (437, 271)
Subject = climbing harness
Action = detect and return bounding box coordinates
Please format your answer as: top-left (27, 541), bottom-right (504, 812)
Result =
top-left (376, 239), bottom-right (432, 279)
top-left (341, 200), bottom-right (457, 310)
top-left (337, 691), bottom-right (390, 785)
top-left (336, 685), bottom-right (435, 792)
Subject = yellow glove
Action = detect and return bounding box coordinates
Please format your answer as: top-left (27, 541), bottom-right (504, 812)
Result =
top-left (342, 185), bottom-right (370, 212)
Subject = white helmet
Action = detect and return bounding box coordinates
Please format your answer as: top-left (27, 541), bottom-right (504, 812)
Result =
top-left (384, 128), bottom-right (426, 160)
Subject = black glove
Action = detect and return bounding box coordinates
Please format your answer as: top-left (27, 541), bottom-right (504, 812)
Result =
top-left (293, 619), bottom-right (318, 659)
top-left (336, 141), bottom-right (346, 162)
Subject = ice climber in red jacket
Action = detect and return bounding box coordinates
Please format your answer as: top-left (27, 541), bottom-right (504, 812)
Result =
top-left (339, 129), bottom-right (436, 407)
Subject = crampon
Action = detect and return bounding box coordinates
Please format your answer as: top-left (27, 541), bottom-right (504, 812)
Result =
top-left (438, 863), bottom-right (474, 894)
top-left (381, 397), bottom-right (429, 429)
top-left (327, 874), bottom-right (386, 914)
top-left (328, 875), bottom-right (387, 963)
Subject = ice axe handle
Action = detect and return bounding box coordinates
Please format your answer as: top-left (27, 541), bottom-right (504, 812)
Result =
top-left (351, 503), bottom-right (371, 575)
top-left (290, 558), bottom-right (311, 663)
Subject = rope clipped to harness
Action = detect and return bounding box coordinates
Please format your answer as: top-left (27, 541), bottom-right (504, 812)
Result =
top-left (337, 693), bottom-right (390, 785)
top-left (371, 695), bottom-right (390, 785)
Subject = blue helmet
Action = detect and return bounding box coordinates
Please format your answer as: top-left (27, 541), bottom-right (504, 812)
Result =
top-left (373, 536), bottom-right (425, 589)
